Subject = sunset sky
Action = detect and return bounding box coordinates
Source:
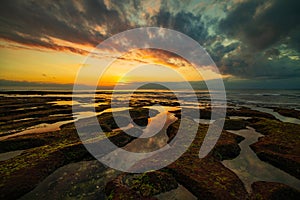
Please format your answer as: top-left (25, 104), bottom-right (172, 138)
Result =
top-left (0, 0), bottom-right (299, 89)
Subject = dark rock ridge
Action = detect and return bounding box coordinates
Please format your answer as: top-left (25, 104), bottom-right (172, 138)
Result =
top-left (130, 120), bottom-right (248, 200)
top-left (248, 118), bottom-right (300, 179)
top-left (250, 181), bottom-right (300, 200)
top-left (0, 108), bottom-right (158, 199)
top-left (105, 171), bottom-right (178, 199)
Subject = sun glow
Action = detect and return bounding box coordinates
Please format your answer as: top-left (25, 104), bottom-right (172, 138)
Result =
top-left (1, 39), bottom-right (224, 87)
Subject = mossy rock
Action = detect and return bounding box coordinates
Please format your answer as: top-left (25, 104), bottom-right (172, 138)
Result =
top-left (0, 142), bottom-right (94, 200)
top-left (273, 108), bottom-right (300, 120)
top-left (105, 171), bottom-right (178, 199)
top-left (250, 181), bottom-right (300, 200)
top-left (20, 160), bottom-right (120, 200)
top-left (212, 131), bottom-right (245, 161)
top-left (130, 119), bottom-right (248, 199)
top-left (249, 118), bottom-right (300, 179)
top-left (227, 108), bottom-right (276, 119)
top-left (223, 118), bottom-right (248, 130)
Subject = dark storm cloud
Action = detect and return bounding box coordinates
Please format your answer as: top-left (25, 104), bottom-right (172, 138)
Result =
top-left (210, 38), bottom-right (299, 78)
top-left (219, 0), bottom-right (300, 50)
top-left (0, 0), bottom-right (210, 55)
top-left (214, 0), bottom-right (300, 79)
top-left (0, 0), bottom-right (130, 54)
top-left (218, 46), bottom-right (300, 79)
top-left (155, 11), bottom-right (209, 44)
top-left (209, 41), bottom-right (239, 63)
top-left (289, 26), bottom-right (300, 52)
top-left (0, 0), bottom-right (299, 81)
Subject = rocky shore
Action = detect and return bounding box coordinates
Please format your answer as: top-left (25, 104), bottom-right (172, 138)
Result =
top-left (0, 96), bottom-right (299, 199)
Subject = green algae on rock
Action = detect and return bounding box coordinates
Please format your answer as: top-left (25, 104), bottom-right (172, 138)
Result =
top-left (249, 118), bottom-right (300, 179)
top-left (250, 181), bottom-right (300, 200)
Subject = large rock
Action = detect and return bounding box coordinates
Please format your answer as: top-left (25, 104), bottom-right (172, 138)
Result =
top-left (105, 171), bottom-right (178, 199)
top-left (131, 120), bottom-right (248, 199)
top-left (273, 108), bottom-right (300, 120)
top-left (20, 160), bottom-right (120, 200)
top-left (227, 107), bottom-right (276, 119)
top-left (250, 181), bottom-right (300, 200)
top-left (212, 131), bottom-right (244, 161)
top-left (223, 118), bottom-right (248, 130)
top-left (0, 142), bottom-right (93, 200)
top-left (249, 118), bottom-right (300, 179)
top-left (167, 154), bottom-right (248, 200)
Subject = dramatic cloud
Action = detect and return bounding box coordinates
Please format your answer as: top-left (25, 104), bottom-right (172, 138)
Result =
top-left (216, 0), bottom-right (300, 79)
top-left (119, 48), bottom-right (193, 69)
top-left (0, 0), bottom-right (130, 54)
top-left (0, 0), bottom-right (299, 82)
top-left (219, 0), bottom-right (300, 50)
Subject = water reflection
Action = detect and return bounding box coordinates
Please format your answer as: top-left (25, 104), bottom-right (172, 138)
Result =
top-left (100, 111), bottom-right (177, 171)
top-left (246, 106), bottom-right (300, 125)
top-left (0, 150), bottom-right (24, 161)
top-left (222, 127), bottom-right (300, 192)
top-left (124, 111), bottom-right (177, 151)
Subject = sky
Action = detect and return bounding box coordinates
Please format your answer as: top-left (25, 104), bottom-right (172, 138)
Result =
top-left (0, 0), bottom-right (299, 89)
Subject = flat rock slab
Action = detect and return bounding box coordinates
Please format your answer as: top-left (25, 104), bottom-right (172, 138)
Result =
top-left (20, 160), bottom-right (121, 200)
top-left (155, 184), bottom-right (197, 200)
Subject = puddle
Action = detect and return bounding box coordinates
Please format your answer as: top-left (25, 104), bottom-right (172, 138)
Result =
top-left (246, 106), bottom-right (300, 125)
top-left (49, 100), bottom-right (80, 106)
top-left (13, 118), bottom-right (35, 122)
top-left (222, 127), bottom-right (300, 192)
top-left (15, 107), bottom-right (38, 111)
top-left (100, 111), bottom-right (178, 171)
top-left (0, 150), bottom-right (24, 161)
top-left (155, 184), bottom-right (197, 200)
top-left (0, 120), bottom-right (74, 141)
top-left (229, 116), bottom-right (252, 120)
top-left (194, 118), bottom-right (215, 124)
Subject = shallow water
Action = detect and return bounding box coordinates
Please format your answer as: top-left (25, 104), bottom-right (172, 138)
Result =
top-left (222, 127), bottom-right (300, 192)
top-left (0, 150), bottom-right (24, 161)
top-left (0, 106), bottom-right (131, 141)
top-left (0, 120), bottom-right (74, 141)
top-left (99, 111), bottom-right (178, 171)
top-left (155, 184), bottom-right (197, 200)
top-left (247, 106), bottom-right (300, 125)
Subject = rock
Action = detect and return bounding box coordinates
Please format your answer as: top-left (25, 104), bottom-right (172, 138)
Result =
top-left (167, 121), bottom-right (247, 199)
top-left (227, 108), bottom-right (276, 119)
top-left (273, 108), bottom-right (300, 120)
top-left (95, 104), bottom-right (111, 112)
top-left (168, 109), bottom-right (181, 119)
top-left (223, 119), bottom-right (248, 130)
top-left (100, 114), bottom-right (131, 129)
top-left (105, 171), bottom-right (178, 199)
top-left (249, 118), bottom-right (300, 179)
top-left (131, 120), bottom-right (248, 199)
top-left (167, 120), bottom-right (244, 161)
top-left (167, 156), bottom-right (248, 200)
top-left (154, 184), bottom-right (197, 200)
top-left (166, 121), bottom-right (179, 143)
top-left (0, 142), bottom-right (93, 200)
top-left (0, 136), bottom-right (48, 153)
top-left (108, 130), bottom-right (136, 147)
top-left (133, 117), bottom-right (149, 127)
top-left (129, 108), bottom-right (159, 120)
top-left (97, 108), bottom-right (159, 130)
top-left (20, 160), bottom-right (121, 200)
top-left (250, 181), bottom-right (300, 200)
top-left (212, 131), bottom-right (245, 161)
